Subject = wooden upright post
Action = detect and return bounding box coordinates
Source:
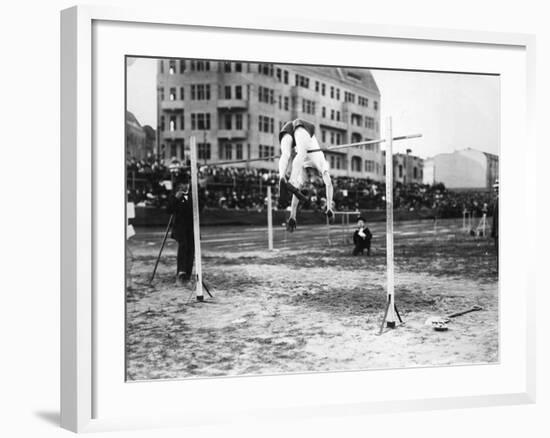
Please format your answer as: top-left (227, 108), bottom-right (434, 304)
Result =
top-left (189, 137), bottom-right (204, 301)
top-left (267, 186), bottom-right (274, 250)
top-left (380, 117), bottom-right (399, 332)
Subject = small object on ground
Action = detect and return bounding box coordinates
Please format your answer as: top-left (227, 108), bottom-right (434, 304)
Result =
top-left (432, 320), bottom-right (448, 331)
top-left (447, 305), bottom-right (482, 319)
top-left (425, 316), bottom-right (450, 326)
top-left (425, 305), bottom-right (483, 332)
top-left (231, 318), bottom-right (247, 324)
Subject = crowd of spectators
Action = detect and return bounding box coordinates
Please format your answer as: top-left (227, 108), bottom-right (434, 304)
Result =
top-left (127, 157), bottom-right (496, 217)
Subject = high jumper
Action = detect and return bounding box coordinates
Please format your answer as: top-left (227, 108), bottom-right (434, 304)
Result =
top-left (278, 118), bottom-right (334, 232)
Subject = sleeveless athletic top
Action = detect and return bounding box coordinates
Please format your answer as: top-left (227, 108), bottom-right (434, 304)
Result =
top-left (278, 118), bottom-right (315, 146)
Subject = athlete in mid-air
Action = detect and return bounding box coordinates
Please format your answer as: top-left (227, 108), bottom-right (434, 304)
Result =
top-left (278, 118), bottom-right (334, 232)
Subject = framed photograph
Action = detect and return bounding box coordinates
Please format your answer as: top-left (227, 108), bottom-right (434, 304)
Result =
top-left (61, 5), bottom-right (536, 433)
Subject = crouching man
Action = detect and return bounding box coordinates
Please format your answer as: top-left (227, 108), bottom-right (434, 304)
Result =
top-left (352, 216), bottom-right (372, 256)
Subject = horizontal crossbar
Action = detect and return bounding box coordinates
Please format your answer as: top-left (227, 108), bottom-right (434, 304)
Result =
top-left (307, 133), bottom-right (423, 153)
top-left (185, 133), bottom-right (422, 168)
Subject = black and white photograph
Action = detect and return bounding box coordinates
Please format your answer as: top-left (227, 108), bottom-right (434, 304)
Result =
top-left (125, 57), bottom-right (499, 381)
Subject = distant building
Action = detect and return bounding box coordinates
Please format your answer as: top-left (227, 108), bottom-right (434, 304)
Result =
top-left (156, 59), bottom-right (383, 179)
top-left (126, 111), bottom-right (155, 160)
top-left (392, 151), bottom-right (424, 184)
top-left (382, 150), bottom-right (424, 185)
top-left (425, 148), bottom-right (499, 190)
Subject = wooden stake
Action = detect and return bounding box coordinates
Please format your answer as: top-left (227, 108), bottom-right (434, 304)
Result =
top-left (384, 117), bottom-right (398, 328)
top-left (267, 186), bottom-right (273, 250)
top-left (189, 137), bottom-right (204, 301)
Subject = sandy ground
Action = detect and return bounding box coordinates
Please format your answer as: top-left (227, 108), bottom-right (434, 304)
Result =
top-left (126, 221), bottom-right (498, 380)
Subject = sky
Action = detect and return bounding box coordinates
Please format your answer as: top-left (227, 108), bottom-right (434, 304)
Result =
top-left (126, 58), bottom-right (499, 159)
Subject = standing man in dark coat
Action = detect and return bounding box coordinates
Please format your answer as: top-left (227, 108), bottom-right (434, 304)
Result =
top-left (167, 177), bottom-right (194, 285)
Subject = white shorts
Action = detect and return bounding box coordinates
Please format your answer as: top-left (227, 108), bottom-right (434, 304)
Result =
top-left (301, 135), bottom-right (329, 174)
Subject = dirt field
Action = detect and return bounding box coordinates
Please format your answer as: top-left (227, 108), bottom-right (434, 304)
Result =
top-left (126, 218), bottom-right (498, 381)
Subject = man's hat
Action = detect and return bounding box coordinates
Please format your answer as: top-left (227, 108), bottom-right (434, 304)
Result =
top-left (175, 172), bottom-right (191, 185)
top-left (356, 216), bottom-right (366, 222)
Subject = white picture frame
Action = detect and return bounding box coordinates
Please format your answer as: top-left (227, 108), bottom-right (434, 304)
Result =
top-left (60, 5), bottom-right (536, 433)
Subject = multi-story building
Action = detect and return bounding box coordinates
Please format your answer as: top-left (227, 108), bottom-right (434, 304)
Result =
top-left (392, 151), bottom-right (424, 185)
top-left (381, 150), bottom-right (424, 185)
top-left (157, 59), bottom-right (383, 179)
top-left (423, 148), bottom-right (499, 190)
top-left (126, 111), bottom-right (147, 160)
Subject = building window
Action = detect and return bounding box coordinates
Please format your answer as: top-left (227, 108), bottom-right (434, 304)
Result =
top-left (179, 113), bottom-right (184, 130)
top-left (235, 63), bottom-right (242, 72)
top-left (236, 144), bottom-right (243, 159)
top-left (365, 160), bottom-right (375, 172)
top-left (191, 113), bottom-right (211, 130)
top-left (276, 68), bottom-right (282, 82)
top-left (198, 143), bottom-right (211, 160)
top-left (191, 84), bottom-right (211, 100)
top-left (322, 107), bottom-right (326, 118)
top-left (223, 144), bottom-right (232, 160)
top-left (235, 114), bottom-right (243, 130)
top-left (295, 74), bottom-right (310, 88)
top-left (358, 96), bottom-right (369, 107)
top-left (374, 100), bottom-right (379, 111)
top-left (302, 99), bottom-right (315, 115)
top-left (258, 115), bottom-right (274, 133)
top-left (398, 164), bottom-right (403, 177)
top-left (159, 60), bottom-right (164, 74)
top-left (365, 116), bottom-right (375, 129)
top-left (234, 86), bottom-right (242, 99)
top-left (283, 70), bottom-right (289, 84)
top-left (330, 86), bottom-right (334, 98)
top-left (351, 156), bottom-right (362, 172)
top-left (159, 87), bottom-right (165, 101)
top-left (179, 60), bottom-right (185, 73)
top-left (169, 116), bottom-right (176, 131)
top-left (190, 61), bottom-right (203, 71)
top-left (223, 114), bottom-right (232, 130)
top-left (336, 88), bottom-right (340, 100)
top-left (259, 63), bottom-right (274, 76)
top-left (169, 60), bottom-right (176, 74)
top-left (315, 81), bottom-right (319, 92)
top-left (330, 109), bottom-right (335, 120)
top-left (169, 87), bottom-right (176, 101)
top-left (351, 114), bottom-right (362, 126)
top-left (413, 167), bottom-right (418, 179)
top-left (283, 96), bottom-right (289, 111)
top-left (345, 92), bottom-right (356, 103)
top-left (321, 83), bottom-right (326, 96)
top-left (160, 115), bottom-right (165, 131)
top-left (322, 130), bottom-right (326, 142)
top-left (259, 145), bottom-right (275, 160)
top-left (180, 87), bottom-right (185, 100)
top-left (336, 111), bottom-right (341, 122)
top-left (330, 132), bottom-right (335, 144)
top-left (224, 85), bottom-right (232, 99)
top-left (259, 86), bottom-right (275, 104)
top-left (223, 62), bottom-right (232, 73)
